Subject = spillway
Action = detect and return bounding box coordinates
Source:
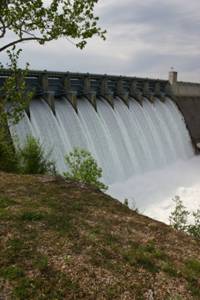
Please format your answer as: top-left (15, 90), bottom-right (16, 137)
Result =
top-left (3, 68), bottom-right (200, 224)
top-left (9, 97), bottom-right (194, 184)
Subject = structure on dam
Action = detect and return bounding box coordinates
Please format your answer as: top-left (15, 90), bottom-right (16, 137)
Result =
top-left (0, 69), bottom-right (199, 183)
top-left (169, 71), bottom-right (200, 149)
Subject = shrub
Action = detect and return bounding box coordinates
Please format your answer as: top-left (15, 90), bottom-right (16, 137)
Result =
top-left (124, 198), bottom-right (129, 207)
top-left (0, 127), bottom-right (18, 172)
top-left (187, 209), bottom-right (200, 239)
top-left (169, 196), bottom-right (200, 239)
top-left (169, 196), bottom-right (189, 231)
top-left (64, 148), bottom-right (107, 191)
top-left (17, 135), bottom-right (56, 175)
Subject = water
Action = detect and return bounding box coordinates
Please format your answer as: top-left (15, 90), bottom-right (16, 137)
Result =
top-left (10, 96), bottom-right (199, 223)
top-left (108, 156), bottom-right (200, 224)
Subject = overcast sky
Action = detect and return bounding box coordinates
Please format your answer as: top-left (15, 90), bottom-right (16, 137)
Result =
top-left (1, 0), bottom-right (200, 82)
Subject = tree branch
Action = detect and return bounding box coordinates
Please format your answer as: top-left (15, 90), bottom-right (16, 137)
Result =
top-left (21, 30), bottom-right (38, 38)
top-left (0, 37), bottom-right (45, 52)
top-left (0, 17), bottom-right (6, 38)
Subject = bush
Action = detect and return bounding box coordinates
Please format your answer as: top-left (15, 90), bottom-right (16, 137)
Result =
top-left (169, 196), bottom-right (200, 239)
top-left (64, 148), bottom-right (107, 191)
top-left (187, 209), bottom-right (200, 239)
top-left (169, 196), bottom-right (189, 231)
top-left (0, 127), bottom-right (18, 172)
top-left (124, 198), bottom-right (129, 207)
top-left (17, 135), bottom-right (56, 175)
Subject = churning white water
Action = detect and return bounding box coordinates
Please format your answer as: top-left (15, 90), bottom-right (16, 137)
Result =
top-left (9, 97), bottom-right (200, 223)
top-left (108, 156), bottom-right (200, 223)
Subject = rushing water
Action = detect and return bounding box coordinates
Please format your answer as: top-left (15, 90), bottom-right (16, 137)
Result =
top-left (109, 156), bottom-right (200, 223)
top-left (10, 97), bottom-right (199, 223)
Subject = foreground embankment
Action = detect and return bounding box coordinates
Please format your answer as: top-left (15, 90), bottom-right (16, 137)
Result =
top-left (0, 172), bottom-right (200, 299)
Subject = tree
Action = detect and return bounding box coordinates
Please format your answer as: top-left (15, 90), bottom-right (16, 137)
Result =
top-left (0, 47), bottom-right (33, 172)
top-left (169, 196), bottom-right (200, 240)
top-left (0, 0), bottom-right (106, 53)
top-left (0, 47), bottom-right (33, 126)
top-left (0, 1), bottom-right (106, 173)
top-left (17, 135), bottom-right (56, 175)
top-left (64, 148), bottom-right (108, 191)
top-left (169, 196), bottom-right (189, 231)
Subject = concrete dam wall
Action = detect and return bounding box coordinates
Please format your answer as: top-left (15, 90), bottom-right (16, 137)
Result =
top-left (0, 69), bottom-right (199, 182)
top-left (169, 71), bottom-right (200, 149)
top-left (1, 69), bottom-right (200, 148)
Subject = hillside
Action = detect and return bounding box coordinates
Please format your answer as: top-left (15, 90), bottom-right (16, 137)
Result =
top-left (0, 172), bottom-right (200, 300)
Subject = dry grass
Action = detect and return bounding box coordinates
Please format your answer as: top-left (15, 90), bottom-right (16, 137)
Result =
top-left (0, 172), bottom-right (200, 299)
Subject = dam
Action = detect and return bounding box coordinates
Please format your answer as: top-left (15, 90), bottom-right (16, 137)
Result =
top-left (0, 69), bottom-right (200, 221)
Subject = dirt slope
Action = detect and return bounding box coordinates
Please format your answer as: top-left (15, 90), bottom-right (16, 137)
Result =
top-left (0, 172), bottom-right (200, 300)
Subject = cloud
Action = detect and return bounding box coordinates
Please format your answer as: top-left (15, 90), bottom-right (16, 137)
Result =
top-left (0, 0), bottom-right (200, 82)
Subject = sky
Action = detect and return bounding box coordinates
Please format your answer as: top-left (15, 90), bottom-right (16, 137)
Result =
top-left (1, 0), bottom-right (200, 82)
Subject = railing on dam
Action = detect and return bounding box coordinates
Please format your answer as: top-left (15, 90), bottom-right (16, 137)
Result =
top-left (1, 69), bottom-right (200, 149)
top-left (0, 69), bottom-right (172, 111)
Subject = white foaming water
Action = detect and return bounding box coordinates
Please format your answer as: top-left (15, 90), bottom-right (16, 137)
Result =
top-left (108, 156), bottom-right (200, 224)
top-left (9, 97), bottom-right (199, 223)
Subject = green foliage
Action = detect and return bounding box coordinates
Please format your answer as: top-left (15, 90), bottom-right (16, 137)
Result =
top-left (0, 196), bottom-right (16, 208)
top-left (0, 46), bottom-right (33, 126)
top-left (162, 262), bottom-right (179, 277)
top-left (0, 130), bottom-right (56, 175)
top-left (34, 256), bottom-right (49, 272)
top-left (13, 277), bottom-right (33, 299)
top-left (6, 238), bottom-right (25, 261)
top-left (122, 242), bottom-right (162, 273)
top-left (183, 259), bottom-right (200, 297)
top-left (123, 197), bottom-right (139, 212)
top-left (1, 265), bottom-right (24, 280)
top-left (0, 47), bottom-right (33, 173)
top-left (17, 135), bottom-right (56, 175)
top-left (184, 259), bottom-right (200, 278)
top-left (20, 211), bottom-right (45, 222)
top-left (0, 127), bottom-right (18, 172)
top-left (187, 209), bottom-right (200, 239)
top-left (124, 198), bottom-right (129, 207)
top-left (169, 196), bottom-right (189, 231)
top-left (169, 196), bottom-right (200, 239)
top-left (0, 0), bottom-right (106, 53)
top-left (64, 148), bottom-right (108, 191)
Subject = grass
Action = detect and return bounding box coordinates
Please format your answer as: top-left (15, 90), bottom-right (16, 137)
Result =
top-left (0, 196), bottom-right (17, 220)
top-left (13, 277), bottom-right (34, 299)
top-left (0, 196), bottom-right (17, 208)
top-left (20, 211), bottom-right (45, 221)
top-left (122, 241), bottom-right (170, 274)
top-left (0, 265), bottom-right (24, 280)
top-left (33, 256), bottom-right (49, 272)
top-left (182, 259), bottom-right (200, 297)
top-left (0, 172), bottom-right (200, 299)
top-left (184, 258), bottom-right (200, 277)
top-left (161, 262), bottom-right (179, 277)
